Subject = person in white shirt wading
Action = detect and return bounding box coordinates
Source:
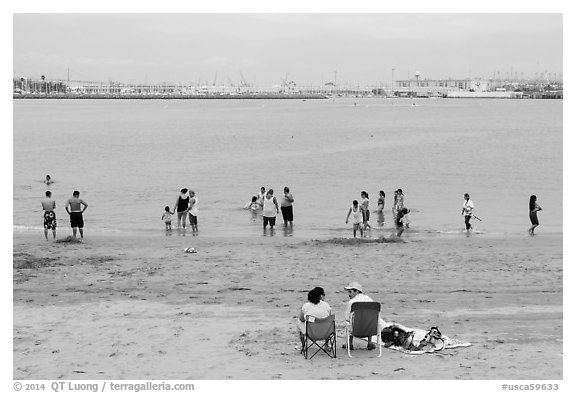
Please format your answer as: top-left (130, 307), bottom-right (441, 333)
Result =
top-left (461, 193), bottom-right (474, 233)
top-left (262, 189), bottom-right (279, 232)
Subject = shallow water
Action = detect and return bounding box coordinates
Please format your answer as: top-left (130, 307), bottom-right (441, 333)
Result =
top-left (13, 97), bottom-right (562, 239)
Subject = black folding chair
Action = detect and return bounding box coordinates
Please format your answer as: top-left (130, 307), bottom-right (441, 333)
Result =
top-left (345, 302), bottom-right (382, 357)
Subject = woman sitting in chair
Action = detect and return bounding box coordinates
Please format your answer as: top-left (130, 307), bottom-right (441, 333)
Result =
top-left (297, 287), bottom-right (332, 350)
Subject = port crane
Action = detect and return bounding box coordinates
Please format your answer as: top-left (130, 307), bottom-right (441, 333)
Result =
top-left (281, 73), bottom-right (296, 93)
top-left (239, 71), bottom-right (249, 87)
top-left (239, 71), bottom-right (251, 92)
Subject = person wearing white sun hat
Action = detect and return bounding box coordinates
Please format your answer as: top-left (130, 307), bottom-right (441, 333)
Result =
top-left (343, 281), bottom-right (390, 350)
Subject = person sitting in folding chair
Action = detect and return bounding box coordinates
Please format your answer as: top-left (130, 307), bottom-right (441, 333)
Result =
top-left (301, 312), bottom-right (337, 359)
top-left (297, 287), bottom-right (332, 354)
top-left (343, 281), bottom-right (387, 352)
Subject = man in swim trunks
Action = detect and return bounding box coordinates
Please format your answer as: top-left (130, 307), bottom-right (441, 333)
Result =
top-left (280, 186), bottom-right (294, 227)
top-left (65, 190), bottom-right (88, 238)
top-left (41, 190), bottom-right (57, 240)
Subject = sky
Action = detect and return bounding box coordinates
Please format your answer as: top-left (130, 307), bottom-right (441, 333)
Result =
top-left (12, 12), bottom-right (563, 87)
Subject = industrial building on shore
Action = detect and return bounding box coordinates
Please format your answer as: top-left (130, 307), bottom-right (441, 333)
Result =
top-left (392, 77), bottom-right (563, 99)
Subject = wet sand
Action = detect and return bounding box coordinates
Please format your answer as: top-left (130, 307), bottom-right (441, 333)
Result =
top-left (13, 230), bottom-right (562, 380)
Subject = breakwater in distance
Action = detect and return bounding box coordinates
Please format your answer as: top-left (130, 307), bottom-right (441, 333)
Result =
top-left (13, 93), bottom-right (329, 100)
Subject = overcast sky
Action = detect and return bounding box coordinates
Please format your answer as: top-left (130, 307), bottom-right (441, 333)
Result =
top-left (13, 13), bottom-right (562, 86)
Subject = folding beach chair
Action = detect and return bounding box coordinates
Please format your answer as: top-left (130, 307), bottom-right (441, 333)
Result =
top-left (302, 314), bottom-right (337, 359)
top-left (344, 301), bottom-right (382, 357)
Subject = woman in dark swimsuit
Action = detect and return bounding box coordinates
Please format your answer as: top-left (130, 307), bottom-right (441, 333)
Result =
top-left (528, 195), bottom-right (542, 236)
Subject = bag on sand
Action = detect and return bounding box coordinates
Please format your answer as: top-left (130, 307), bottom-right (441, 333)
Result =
top-left (381, 326), bottom-right (416, 349)
top-left (381, 326), bottom-right (444, 351)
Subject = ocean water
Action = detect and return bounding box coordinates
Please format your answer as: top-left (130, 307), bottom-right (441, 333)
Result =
top-left (13, 98), bottom-right (562, 239)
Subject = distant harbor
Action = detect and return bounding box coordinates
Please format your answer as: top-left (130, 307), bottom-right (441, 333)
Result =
top-left (12, 75), bottom-right (563, 99)
top-left (13, 92), bottom-right (329, 100)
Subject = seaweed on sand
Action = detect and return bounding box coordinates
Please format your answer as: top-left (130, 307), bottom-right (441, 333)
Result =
top-left (308, 236), bottom-right (405, 246)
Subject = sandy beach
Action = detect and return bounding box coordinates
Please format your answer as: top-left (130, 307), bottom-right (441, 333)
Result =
top-left (13, 230), bottom-right (562, 380)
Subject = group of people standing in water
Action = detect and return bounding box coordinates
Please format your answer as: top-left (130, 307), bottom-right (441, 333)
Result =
top-left (346, 189), bottom-right (411, 238)
top-left (460, 192), bottom-right (543, 235)
top-left (244, 186), bottom-right (295, 231)
top-left (162, 187), bottom-right (544, 237)
top-left (163, 188), bottom-right (199, 232)
top-left (38, 174), bottom-right (544, 239)
top-left (344, 189), bottom-right (544, 238)
top-left (40, 175), bottom-right (89, 240)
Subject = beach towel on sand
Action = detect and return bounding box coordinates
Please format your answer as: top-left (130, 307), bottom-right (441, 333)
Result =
top-left (363, 325), bottom-right (471, 355)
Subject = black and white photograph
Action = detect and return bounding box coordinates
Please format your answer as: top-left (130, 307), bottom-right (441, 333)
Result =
top-left (8, 2), bottom-right (569, 391)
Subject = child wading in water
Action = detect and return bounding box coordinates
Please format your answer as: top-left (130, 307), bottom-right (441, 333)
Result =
top-left (244, 196), bottom-right (260, 221)
top-left (162, 206), bottom-right (174, 231)
top-left (346, 200), bottom-right (364, 238)
top-left (396, 207), bottom-right (410, 237)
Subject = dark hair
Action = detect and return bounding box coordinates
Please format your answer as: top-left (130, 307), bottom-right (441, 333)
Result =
top-left (464, 193), bottom-right (469, 198)
top-left (312, 286), bottom-right (325, 297)
top-left (73, 190), bottom-right (80, 197)
top-left (165, 206), bottom-right (170, 211)
top-left (361, 191), bottom-right (368, 198)
top-left (379, 190), bottom-right (385, 197)
top-left (398, 207), bottom-right (409, 218)
top-left (529, 195), bottom-right (537, 211)
top-left (352, 199), bottom-right (358, 206)
top-left (45, 191), bottom-right (51, 197)
top-left (397, 189), bottom-right (403, 194)
top-left (284, 186), bottom-right (290, 192)
top-left (251, 196), bottom-right (257, 202)
top-left (307, 289), bottom-right (322, 304)
top-left (181, 188), bottom-right (188, 194)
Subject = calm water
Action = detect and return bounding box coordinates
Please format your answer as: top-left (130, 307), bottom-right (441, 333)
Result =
top-left (13, 98), bottom-right (563, 239)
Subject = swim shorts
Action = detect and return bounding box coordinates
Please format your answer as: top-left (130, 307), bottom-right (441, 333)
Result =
top-left (44, 211), bottom-right (56, 230)
top-left (69, 212), bottom-right (84, 228)
top-left (529, 212), bottom-right (539, 226)
top-left (281, 205), bottom-right (293, 222)
top-left (263, 216), bottom-right (276, 227)
top-left (464, 215), bottom-right (472, 230)
top-left (189, 213), bottom-right (198, 225)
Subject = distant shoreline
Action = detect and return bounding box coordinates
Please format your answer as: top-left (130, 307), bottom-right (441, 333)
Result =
top-left (13, 93), bottom-right (329, 100)
top-left (13, 93), bottom-right (562, 100)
